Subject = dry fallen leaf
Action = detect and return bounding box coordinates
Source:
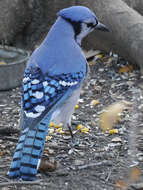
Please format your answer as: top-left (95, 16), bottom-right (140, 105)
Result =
top-left (0, 61), bottom-right (7, 65)
top-left (115, 167), bottom-right (141, 189)
top-left (119, 65), bottom-right (133, 73)
top-left (99, 100), bottom-right (132, 131)
top-left (130, 167), bottom-right (141, 182)
top-left (115, 180), bottom-right (128, 189)
top-left (38, 157), bottom-right (57, 172)
top-left (0, 150), bottom-right (6, 156)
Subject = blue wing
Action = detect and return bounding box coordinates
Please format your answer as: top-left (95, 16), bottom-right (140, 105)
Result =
top-left (21, 67), bottom-right (85, 129)
top-left (9, 67), bottom-right (85, 180)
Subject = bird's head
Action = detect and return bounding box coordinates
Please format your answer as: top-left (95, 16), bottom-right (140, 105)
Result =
top-left (58, 6), bottom-right (109, 45)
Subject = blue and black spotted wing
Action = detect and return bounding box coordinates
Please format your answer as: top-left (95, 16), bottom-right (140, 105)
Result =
top-left (9, 67), bottom-right (85, 180)
top-left (21, 67), bottom-right (84, 127)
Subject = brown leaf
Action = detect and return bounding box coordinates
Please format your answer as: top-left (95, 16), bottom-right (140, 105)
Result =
top-left (119, 65), bottom-right (133, 73)
top-left (99, 100), bottom-right (132, 131)
top-left (38, 157), bottom-right (57, 172)
top-left (115, 180), bottom-right (128, 189)
top-left (0, 150), bottom-right (6, 156)
top-left (129, 167), bottom-right (141, 182)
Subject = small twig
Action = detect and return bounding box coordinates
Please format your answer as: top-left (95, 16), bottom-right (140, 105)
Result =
top-left (0, 136), bottom-right (18, 142)
top-left (128, 91), bottom-right (140, 167)
top-left (48, 145), bottom-right (70, 150)
top-left (75, 160), bottom-right (112, 170)
top-left (0, 176), bottom-right (10, 181)
top-left (0, 127), bottom-right (19, 135)
top-left (0, 166), bottom-right (9, 169)
top-left (105, 169), bottom-right (112, 182)
top-left (0, 179), bottom-right (42, 187)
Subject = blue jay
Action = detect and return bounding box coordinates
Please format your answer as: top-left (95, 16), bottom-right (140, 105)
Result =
top-left (9, 6), bottom-right (109, 181)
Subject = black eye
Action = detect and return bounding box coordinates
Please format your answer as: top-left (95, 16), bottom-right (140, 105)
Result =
top-left (87, 22), bottom-right (94, 28)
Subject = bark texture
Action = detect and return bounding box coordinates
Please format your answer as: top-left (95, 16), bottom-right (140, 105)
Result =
top-left (0, 0), bottom-right (32, 45)
top-left (124, 0), bottom-right (143, 16)
top-left (80, 0), bottom-right (143, 72)
top-left (1, 0), bottom-right (143, 71)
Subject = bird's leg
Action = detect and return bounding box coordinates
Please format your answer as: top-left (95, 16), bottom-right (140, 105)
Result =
top-left (68, 124), bottom-right (74, 139)
top-left (67, 124), bottom-right (79, 146)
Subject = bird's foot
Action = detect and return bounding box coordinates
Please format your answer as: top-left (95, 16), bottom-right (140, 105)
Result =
top-left (68, 124), bottom-right (80, 146)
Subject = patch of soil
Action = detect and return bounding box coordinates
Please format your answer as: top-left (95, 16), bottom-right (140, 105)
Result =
top-left (0, 55), bottom-right (143, 190)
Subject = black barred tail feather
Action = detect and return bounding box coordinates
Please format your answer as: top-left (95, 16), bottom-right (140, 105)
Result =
top-left (9, 117), bottom-right (50, 181)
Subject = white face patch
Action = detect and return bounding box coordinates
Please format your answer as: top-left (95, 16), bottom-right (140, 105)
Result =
top-left (35, 105), bottom-right (45, 113)
top-left (24, 111), bottom-right (41, 118)
top-left (33, 91), bottom-right (44, 99)
top-left (76, 23), bottom-right (94, 45)
top-left (31, 79), bottom-right (40, 84)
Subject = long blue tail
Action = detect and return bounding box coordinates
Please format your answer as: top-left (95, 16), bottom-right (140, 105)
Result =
top-left (9, 117), bottom-right (50, 181)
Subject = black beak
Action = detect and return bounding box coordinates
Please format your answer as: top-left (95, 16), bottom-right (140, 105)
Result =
top-left (96, 22), bottom-right (109, 32)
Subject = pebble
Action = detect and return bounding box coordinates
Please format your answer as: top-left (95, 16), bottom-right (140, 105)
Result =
top-left (48, 148), bottom-right (55, 155)
top-left (77, 151), bottom-right (85, 157)
top-left (99, 79), bottom-right (106, 83)
top-left (0, 104), bottom-right (7, 107)
top-left (63, 135), bottom-right (71, 140)
top-left (137, 153), bottom-right (143, 161)
top-left (72, 115), bottom-right (77, 120)
top-left (68, 149), bottom-right (73, 155)
top-left (78, 99), bottom-right (84, 103)
top-left (107, 142), bottom-right (122, 150)
top-left (138, 104), bottom-right (143, 112)
top-left (111, 137), bottom-right (122, 143)
top-left (98, 68), bottom-right (104, 72)
top-left (74, 159), bottom-right (84, 166)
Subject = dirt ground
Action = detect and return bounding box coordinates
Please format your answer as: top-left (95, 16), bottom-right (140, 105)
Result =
top-left (0, 54), bottom-right (143, 190)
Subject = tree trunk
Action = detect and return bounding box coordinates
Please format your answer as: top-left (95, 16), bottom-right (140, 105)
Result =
top-left (0, 0), bottom-right (32, 45)
top-left (79, 0), bottom-right (143, 72)
top-left (124, 0), bottom-right (143, 16)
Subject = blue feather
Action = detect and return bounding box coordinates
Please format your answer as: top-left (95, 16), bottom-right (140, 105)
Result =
top-left (57, 6), bottom-right (96, 22)
top-left (9, 117), bottom-right (51, 181)
top-left (27, 17), bottom-right (87, 75)
top-left (9, 67), bottom-right (85, 180)
top-left (8, 5), bottom-right (105, 181)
